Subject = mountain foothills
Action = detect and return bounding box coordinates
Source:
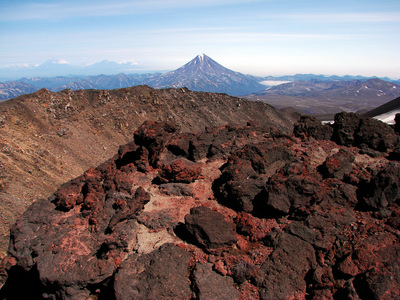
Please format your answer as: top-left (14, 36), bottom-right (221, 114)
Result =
top-left (0, 103), bottom-right (399, 298)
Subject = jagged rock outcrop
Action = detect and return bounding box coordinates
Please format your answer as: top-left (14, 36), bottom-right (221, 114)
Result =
top-left (1, 114), bottom-right (399, 299)
top-left (295, 111), bottom-right (400, 158)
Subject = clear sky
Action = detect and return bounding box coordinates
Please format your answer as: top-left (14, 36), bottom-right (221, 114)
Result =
top-left (1, 0), bottom-right (399, 78)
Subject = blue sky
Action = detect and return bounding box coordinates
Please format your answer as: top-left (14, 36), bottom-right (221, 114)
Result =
top-left (1, 0), bottom-right (399, 78)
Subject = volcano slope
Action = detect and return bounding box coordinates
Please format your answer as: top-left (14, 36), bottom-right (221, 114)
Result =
top-left (0, 86), bottom-right (295, 255)
top-left (1, 112), bottom-right (399, 299)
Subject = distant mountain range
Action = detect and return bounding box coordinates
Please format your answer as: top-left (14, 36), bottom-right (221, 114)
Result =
top-left (1, 54), bottom-right (400, 117)
top-left (0, 59), bottom-right (147, 81)
top-left (245, 78), bottom-right (400, 116)
top-left (262, 74), bottom-right (399, 84)
top-left (0, 54), bottom-right (267, 99)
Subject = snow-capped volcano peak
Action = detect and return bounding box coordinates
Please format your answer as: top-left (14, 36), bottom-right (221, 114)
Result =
top-left (198, 53), bottom-right (206, 61)
top-left (143, 54), bottom-right (265, 96)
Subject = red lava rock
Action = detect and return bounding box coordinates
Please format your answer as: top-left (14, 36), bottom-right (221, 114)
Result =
top-left (134, 120), bottom-right (178, 167)
top-left (53, 179), bottom-right (85, 211)
top-left (2, 118), bottom-right (400, 299)
top-left (158, 158), bottom-right (201, 183)
top-left (235, 212), bottom-right (278, 242)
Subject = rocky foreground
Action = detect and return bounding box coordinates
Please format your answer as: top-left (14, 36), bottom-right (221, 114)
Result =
top-left (1, 112), bottom-right (400, 299)
top-left (0, 86), bottom-right (294, 253)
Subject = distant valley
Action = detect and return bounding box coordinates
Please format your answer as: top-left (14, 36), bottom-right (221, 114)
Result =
top-left (245, 78), bottom-right (400, 116)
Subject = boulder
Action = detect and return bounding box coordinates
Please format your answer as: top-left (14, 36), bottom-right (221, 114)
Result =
top-left (357, 162), bottom-right (400, 210)
top-left (192, 263), bottom-right (240, 300)
top-left (157, 158), bottom-right (201, 183)
top-left (318, 148), bottom-right (355, 180)
top-left (184, 206), bottom-right (237, 250)
top-left (294, 115), bottom-right (333, 140)
top-left (114, 244), bottom-right (192, 300)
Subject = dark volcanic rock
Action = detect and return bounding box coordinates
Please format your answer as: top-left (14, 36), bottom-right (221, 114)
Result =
top-left (395, 113), bottom-right (400, 133)
top-left (331, 112), bottom-right (361, 146)
top-left (261, 166), bottom-right (322, 217)
top-left (215, 143), bottom-right (294, 213)
top-left (318, 148), bottom-right (355, 180)
top-left (259, 233), bottom-right (317, 299)
top-left (357, 162), bottom-right (400, 211)
top-left (134, 120), bottom-right (178, 168)
top-left (4, 147), bottom-right (150, 297)
top-left (114, 243), bottom-right (192, 300)
top-left (184, 206), bottom-right (237, 250)
top-left (192, 263), bottom-right (240, 300)
top-left (354, 116), bottom-right (399, 151)
top-left (331, 111), bottom-right (399, 152)
top-left (1, 120), bottom-right (400, 299)
top-left (294, 115), bottom-right (333, 140)
top-left (158, 183), bottom-right (193, 196)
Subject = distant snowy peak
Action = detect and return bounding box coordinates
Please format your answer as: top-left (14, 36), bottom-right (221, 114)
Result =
top-left (37, 59), bottom-right (70, 67)
top-left (0, 59), bottom-right (142, 80)
top-left (177, 53), bottom-right (238, 76)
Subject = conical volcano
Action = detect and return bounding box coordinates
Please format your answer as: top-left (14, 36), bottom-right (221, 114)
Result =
top-left (145, 54), bottom-right (265, 95)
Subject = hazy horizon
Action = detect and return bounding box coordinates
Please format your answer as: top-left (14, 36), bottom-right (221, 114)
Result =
top-left (1, 0), bottom-right (399, 78)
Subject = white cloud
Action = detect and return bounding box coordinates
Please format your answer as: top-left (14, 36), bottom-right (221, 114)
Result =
top-left (0, 0), bottom-right (264, 21)
top-left (273, 12), bottom-right (400, 23)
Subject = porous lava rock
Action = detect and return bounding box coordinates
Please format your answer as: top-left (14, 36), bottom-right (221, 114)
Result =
top-left (184, 206), bottom-right (238, 250)
top-left (1, 117), bottom-right (399, 299)
top-left (318, 148), bottom-right (355, 180)
top-left (331, 112), bottom-right (362, 146)
top-left (294, 115), bottom-right (333, 140)
top-left (158, 158), bottom-right (201, 183)
top-left (259, 232), bottom-right (317, 299)
top-left (114, 243), bottom-right (192, 300)
top-left (331, 111), bottom-right (399, 152)
top-left (214, 143), bottom-right (294, 213)
top-left (357, 162), bottom-right (400, 211)
top-left (192, 262), bottom-right (240, 300)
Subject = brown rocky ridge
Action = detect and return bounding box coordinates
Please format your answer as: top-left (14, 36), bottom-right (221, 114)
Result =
top-left (0, 85), bottom-right (295, 255)
top-left (0, 111), bottom-right (399, 299)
